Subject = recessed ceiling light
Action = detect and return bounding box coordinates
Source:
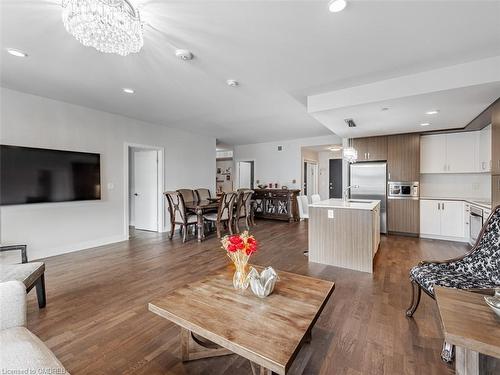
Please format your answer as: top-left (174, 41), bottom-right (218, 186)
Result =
top-left (122, 88), bottom-right (135, 94)
top-left (420, 122), bottom-right (431, 127)
top-left (175, 49), bottom-right (193, 60)
top-left (425, 110), bottom-right (440, 115)
top-left (226, 79), bottom-right (239, 87)
top-left (328, 0), bottom-right (347, 13)
top-left (6, 48), bottom-right (28, 57)
top-left (381, 107), bottom-right (390, 111)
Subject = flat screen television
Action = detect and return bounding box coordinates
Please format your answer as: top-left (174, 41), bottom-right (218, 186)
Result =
top-left (0, 145), bottom-right (101, 205)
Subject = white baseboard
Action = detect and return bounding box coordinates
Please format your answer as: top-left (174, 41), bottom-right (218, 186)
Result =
top-left (419, 233), bottom-right (469, 243)
top-left (31, 234), bottom-right (129, 261)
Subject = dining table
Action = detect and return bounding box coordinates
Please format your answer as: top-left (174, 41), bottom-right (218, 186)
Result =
top-left (184, 199), bottom-right (219, 242)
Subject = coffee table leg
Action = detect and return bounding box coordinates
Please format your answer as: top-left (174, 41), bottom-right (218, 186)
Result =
top-left (180, 328), bottom-right (232, 361)
top-left (250, 361), bottom-right (274, 375)
top-left (455, 346), bottom-right (479, 375)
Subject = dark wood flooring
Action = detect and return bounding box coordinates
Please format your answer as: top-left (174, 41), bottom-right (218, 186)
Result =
top-left (26, 220), bottom-right (470, 374)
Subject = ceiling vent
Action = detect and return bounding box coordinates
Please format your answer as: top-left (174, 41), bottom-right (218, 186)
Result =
top-left (344, 118), bottom-right (356, 128)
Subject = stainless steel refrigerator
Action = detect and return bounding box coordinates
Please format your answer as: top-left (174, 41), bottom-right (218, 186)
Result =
top-left (349, 162), bottom-right (387, 234)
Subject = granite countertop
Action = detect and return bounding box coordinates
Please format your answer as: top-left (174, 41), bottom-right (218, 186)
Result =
top-left (420, 196), bottom-right (492, 210)
top-left (309, 198), bottom-right (380, 211)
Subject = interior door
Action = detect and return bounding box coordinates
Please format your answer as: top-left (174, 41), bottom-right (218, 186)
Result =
top-left (238, 161), bottom-right (253, 189)
top-left (133, 150), bottom-right (158, 232)
top-left (305, 162), bottom-right (318, 197)
top-left (329, 159), bottom-right (343, 198)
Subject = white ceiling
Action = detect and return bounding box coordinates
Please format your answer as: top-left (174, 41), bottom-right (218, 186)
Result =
top-left (1, 0), bottom-right (500, 144)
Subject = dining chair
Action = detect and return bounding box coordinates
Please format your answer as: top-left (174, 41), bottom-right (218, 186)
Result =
top-left (165, 191), bottom-right (198, 243)
top-left (234, 190), bottom-right (254, 233)
top-left (297, 195), bottom-right (309, 220)
top-left (177, 189), bottom-right (196, 203)
top-left (203, 192), bottom-right (237, 238)
top-left (195, 188), bottom-right (211, 201)
top-left (311, 194), bottom-right (321, 204)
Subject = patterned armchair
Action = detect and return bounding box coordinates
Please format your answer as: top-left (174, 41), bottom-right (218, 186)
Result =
top-left (406, 204), bottom-right (500, 361)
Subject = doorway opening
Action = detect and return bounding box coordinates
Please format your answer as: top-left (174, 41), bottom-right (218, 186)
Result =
top-left (125, 144), bottom-right (164, 238)
top-left (303, 160), bottom-right (319, 197)
top-left (237, 161), bottom-right (254, 189)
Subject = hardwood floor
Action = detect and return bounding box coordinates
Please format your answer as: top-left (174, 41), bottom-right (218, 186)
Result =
top-left (26, 220), bottom-right (470, 374)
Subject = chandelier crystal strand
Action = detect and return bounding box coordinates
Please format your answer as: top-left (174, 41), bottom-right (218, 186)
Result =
top-left (61, 0), bottom-right (143, 56)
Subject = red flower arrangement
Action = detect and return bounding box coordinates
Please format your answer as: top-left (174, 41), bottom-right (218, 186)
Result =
top-left (221, 231), bottom-right (258, 290)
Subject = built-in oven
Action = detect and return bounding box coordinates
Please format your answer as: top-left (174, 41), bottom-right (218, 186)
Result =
top-left (388, 182), bottom-right (419, 199)
top-left (469, 205), bottom-right (483, 246)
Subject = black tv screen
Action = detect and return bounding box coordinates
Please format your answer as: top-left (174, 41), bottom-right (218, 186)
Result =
top-left (0, 145), bottom-right (101, 205)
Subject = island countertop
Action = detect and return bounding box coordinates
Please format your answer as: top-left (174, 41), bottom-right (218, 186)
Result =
top-left (310, 198), bottom-right (380, 211)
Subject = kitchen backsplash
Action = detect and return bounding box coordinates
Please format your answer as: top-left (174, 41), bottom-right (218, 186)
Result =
top-left (420, 173), bottom-right (491, 199)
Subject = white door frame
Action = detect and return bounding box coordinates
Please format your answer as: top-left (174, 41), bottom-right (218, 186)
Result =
top-left (123, 143), bottom-right (165, 239)
top-left (235, 159), bottom-right (256, 189)
top-left (302, 158), bottom-right (319, 196)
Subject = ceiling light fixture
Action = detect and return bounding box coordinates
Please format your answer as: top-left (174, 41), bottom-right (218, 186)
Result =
top-left (61, 0), bottom-right (144, 56)
top-left (122, 88), bottom-right (135, 94)
top-left (420, 122), bottom-right (431, 126)
top-left (6, 48), bottom-right (28, 57)
top-left (425, 110), bottom-right (440, 115)
top-left (226, 79), bottom-right (239, 87)
top-left (175, 49), bottom-right (193, 60)
top-left (381, 107), bottom-right (390, 111)
top-left (328, 0), bottom-right (347, 13)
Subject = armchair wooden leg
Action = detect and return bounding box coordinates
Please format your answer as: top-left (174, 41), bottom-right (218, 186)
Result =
top-left (216, 222), bottom-right (221, 239)
top-left (169, 223), bottom-right (175, 239)
top-left (35, 274), bottom-right (46, 308)
top-left (234, 218), bottom-right (240, 234)
top-left (406, 280), bottom-right (421, 317)
top-left (182, 225), bottom-right (188, 243)
top-left (441, 340), bottom-right (455, 363)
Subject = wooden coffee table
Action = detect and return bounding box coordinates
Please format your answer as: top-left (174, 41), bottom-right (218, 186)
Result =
top-left (434, 287), bottom-right (500, 375)
top-left (149, 265), bottom-right (335, 375)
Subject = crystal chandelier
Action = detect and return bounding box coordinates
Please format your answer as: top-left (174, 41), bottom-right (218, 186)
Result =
top-left (343, 139), bottom-right (358, 163)
top-left (61, 0), bottom-right (144, 56)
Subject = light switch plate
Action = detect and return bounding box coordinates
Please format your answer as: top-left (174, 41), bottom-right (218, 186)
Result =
top-left (327, 209), bottom-right (334, 219)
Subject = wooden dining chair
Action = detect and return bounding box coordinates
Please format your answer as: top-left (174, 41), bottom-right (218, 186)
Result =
top-left (165, 191), bottom-right (198, 243)
top-left (195, 188), bottom-right (211, 201)
top-left (203, 192), bottom-right (237, 238)
top-left (177, 189), bottom-right (196, 203)
top-left (234, 190), bottom-right (254, 233)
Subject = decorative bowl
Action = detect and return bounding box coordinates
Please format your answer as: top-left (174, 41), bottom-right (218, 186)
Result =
top-left (247, 266), bottom-right (278, 298)
top-left (484, 288), bottom-right (500, 318)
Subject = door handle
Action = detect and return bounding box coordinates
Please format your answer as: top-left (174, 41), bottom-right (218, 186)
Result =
top-left (134, 193), bottom-right (139, 196)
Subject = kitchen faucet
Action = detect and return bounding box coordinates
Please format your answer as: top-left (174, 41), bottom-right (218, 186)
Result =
top-left (343, 185), bottom-right (359, 203)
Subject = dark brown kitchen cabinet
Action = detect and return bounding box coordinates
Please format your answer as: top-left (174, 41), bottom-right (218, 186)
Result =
top-left (387, 199), bottom-right (419, 235)
top-left (387, 133), bottom-right (420, 181)
top-left (492, 101), bottom-right (500, 175)
top-left (493, 175), bottom-right (500, 208)
top-left (352, 136), bottom-right (387, 161)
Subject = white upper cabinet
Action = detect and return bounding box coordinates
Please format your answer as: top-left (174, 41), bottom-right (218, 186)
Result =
top-left (420, 131), bottom-right (487, 174)
top-left (420, 134), bottom-right (446, 173)
top-left (478, 125), bottom-right (491, 172)
top-left (446, 132), bottom-right (477, 173)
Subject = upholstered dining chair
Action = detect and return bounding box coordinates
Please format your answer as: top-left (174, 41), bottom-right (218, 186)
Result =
top-left (0, 244), bottom-right (46, 308)
top-left (177, 189), bottom-right (196, 203)
top-left (297, 195), bottom-right (310, 220)
top-left (203, 192), bottom-right (237, 238)
top-left (234, 189), bottom-right (254, 233)
top-left (405, 204), bottom-right (500, 362)
top-left (195, 188), bottom-right (211, 201)
top-left (165, 191), bottom-right (198, 243)
top-left (311, 194), bottom-right (321, 204)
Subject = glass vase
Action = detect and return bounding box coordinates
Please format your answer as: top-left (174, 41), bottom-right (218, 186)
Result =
top-left (233, 261), bottom-right (249, 290)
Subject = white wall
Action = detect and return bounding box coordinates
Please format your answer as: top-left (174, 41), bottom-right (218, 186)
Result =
top-left (233, 135), bottom-right (341, 191)
top-left (0, 88), bottom-right (215, 260)
top-left (420, 173), bottom-right (491, 200)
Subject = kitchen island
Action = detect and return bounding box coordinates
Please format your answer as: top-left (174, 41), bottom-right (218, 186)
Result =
top-left (308, 199), bottom-right (381, 273)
